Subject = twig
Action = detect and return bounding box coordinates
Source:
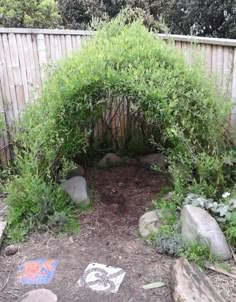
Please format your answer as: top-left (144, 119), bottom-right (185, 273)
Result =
top-left (0, 205), bottom-right (8, 213)
top-left (230, 246), bottom-right (236, 264)
top-left (0, 143), bottom-right (12, 151)
top-left (205, 262), bottom-right (236, 280)
top-left (0, 269), bottom-right (12, 292)
top-left (5, 291), bottom-right (19, 298)
top-left (0, 193), bottom-right (8, 198)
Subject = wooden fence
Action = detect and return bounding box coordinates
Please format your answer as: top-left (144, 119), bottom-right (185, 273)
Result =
top-left (0, 28), bottom-right (236, 164)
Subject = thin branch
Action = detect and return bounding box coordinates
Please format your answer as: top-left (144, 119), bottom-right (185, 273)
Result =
top-left (0, 143), bottom-right (12, 151)
top-left (230, 246), bottom-right (236, 264)
top-left (205, 262), bottom-right (236, 280)
top-left (0, 270), bottom-right (12, 292)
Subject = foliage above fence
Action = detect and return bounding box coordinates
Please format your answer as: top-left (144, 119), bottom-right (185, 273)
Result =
top-left (0, 0), bottom-right (61, 28)
top-left (57, 1), bottom-right (236, 39)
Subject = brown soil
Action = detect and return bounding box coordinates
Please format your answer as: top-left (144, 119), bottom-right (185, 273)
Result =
top-left (0, 166), bottom-right (235, 302)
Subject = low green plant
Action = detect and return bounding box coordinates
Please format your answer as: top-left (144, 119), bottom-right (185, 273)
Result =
top-left (151, 197), bottom-right (184, 255)
top-left (225, 212), bottom-right (236, 245)
top-left (153, 196), bottom-right (179, 225)
top-left (155, 233), bottom-right (185, 256)
top-left (180, 242), bottom-right (216, 268)
top-left (0, 114), bottom-right (6, 134)
top-left (5, 172), bottom-right (79, 242)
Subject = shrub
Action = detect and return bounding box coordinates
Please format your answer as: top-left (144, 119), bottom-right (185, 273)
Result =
top-left (5, 10), bottom-right (233, 240)
top-left (180, 242), bottom-right (216, 268)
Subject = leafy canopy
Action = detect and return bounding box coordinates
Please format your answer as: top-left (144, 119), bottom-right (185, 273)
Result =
top-left (161, 0), bottom-right (236, 39)
top-left (0, 0), bottom-right (61, 28)
top-left (58, 0), bottom-right (236, 38)
top-left (58, 0), bottom-right (166, 32)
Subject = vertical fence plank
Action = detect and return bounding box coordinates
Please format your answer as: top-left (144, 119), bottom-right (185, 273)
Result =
top-left (75, 35), bottom-right (81, 50)
top-left (72, 36), bottom-right (77, 50)
top-left (54, 35), bottom-right (60, 60)
top-left (216, 46), bottom-right (224, 86)
top-left (60, 35), bottom-right (67, 57)
top-left (9, 33), bottom-right (26, 113)
top-left (49, 34), bottom-right (57, 61)
top-left (65, 34), bottom-right (72, 55)
top-left (37, 34), bottom-right (47, 82)
top-left (26, 34), bottom-right (37, 90)
top-left (223, 47), bottom-right (234, 97)
top-left (58, 35), bottom-right (63, 59)
top-left (205, 44), bottom-right (212, 75)
top-left (232, 48), bottom-right (236, 102)
top-left (32, 34), bottom-right (42, 88)
top-left (231, 49), bottom-right (236, 126)
top-left (211, 45), bottom-right (218, 75)
top-left (2, 34), bottom-right (19, 122)
top-left (45, 34), bottom-right (51, 63)
top-left (16, 34), bottom-right (30, 104)
top-left (175, 41), bottom-right (182, 51)
top-left (0, 79), bottom-right (8, 164)
top-left (0, 35), bottom-right (14, 126)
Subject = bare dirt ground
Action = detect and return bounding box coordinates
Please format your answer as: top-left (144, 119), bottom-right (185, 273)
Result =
top-left (0, 166), bottom-right (235, 302)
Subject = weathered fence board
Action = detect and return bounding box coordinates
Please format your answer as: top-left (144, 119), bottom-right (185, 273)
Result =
top-left (0, 28), bottom-right (236, 164)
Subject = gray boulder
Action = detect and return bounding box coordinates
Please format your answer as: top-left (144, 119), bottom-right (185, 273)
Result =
top-left (99, 153), bottom-right (121, 167)
top-left (61, 176), bottom-right (90, 206)
top-left (139, 153), bottom-right (166, 169)
top-left (17, 289), bottom-right (57, 302)
top-left (181, 205), bottom-right (231, 260)
top-left (139, 210), bottom-right (162, 238)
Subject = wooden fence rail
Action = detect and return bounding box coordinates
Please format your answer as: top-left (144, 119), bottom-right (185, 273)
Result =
top-left (0, 28), bottom-right (236, 164)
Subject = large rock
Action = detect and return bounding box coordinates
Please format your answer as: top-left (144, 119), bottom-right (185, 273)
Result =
top-left (17, 289), bottom-right (57, 302)
top-left (139, 210), bottom-right (162, 238)
top-left (181, 205), bottom-right (231, 260)
top-left (0, 219), bottom-right (7, 246)
top-left (99, 153), bottom-right (121, 167)
top-left (61, 176), bottom-right (90, 206)
top-left (170, 258), bottom-right (225, 302)
top-left (139, 153), bottom-right (166, 169)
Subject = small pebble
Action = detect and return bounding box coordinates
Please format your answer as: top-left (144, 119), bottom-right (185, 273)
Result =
top-left (5, 244), bottom-right (18, 256)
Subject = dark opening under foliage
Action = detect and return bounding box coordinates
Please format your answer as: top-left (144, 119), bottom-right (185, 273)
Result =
top-left (5, 11), bottom-right (235, 241)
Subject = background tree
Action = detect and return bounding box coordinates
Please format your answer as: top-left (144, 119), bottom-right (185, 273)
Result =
top-left (58, 0), bottom-right (236, 38)
top-left (0, 0), bottom-right (61, 28)
top-left (161, 0), bottom-right (236, 39)
top-left (57, 0), bottom-right (166, 32)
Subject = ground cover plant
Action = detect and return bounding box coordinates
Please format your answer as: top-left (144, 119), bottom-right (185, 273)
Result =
top-left (4, 9), bottom-right (235, 245)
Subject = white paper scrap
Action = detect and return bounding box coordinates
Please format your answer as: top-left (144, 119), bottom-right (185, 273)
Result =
top-left (78, 263), bottom-right (126, 293)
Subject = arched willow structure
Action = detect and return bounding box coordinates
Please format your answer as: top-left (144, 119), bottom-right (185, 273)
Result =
top-left (6, 15), bottom-right (234, 240)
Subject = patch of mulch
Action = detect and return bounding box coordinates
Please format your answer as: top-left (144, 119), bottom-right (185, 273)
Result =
top-left (0, 165), bottom-right (235, 301)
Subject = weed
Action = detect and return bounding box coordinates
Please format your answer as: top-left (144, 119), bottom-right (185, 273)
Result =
top-left (180, 242), bottom-right (216, 268)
